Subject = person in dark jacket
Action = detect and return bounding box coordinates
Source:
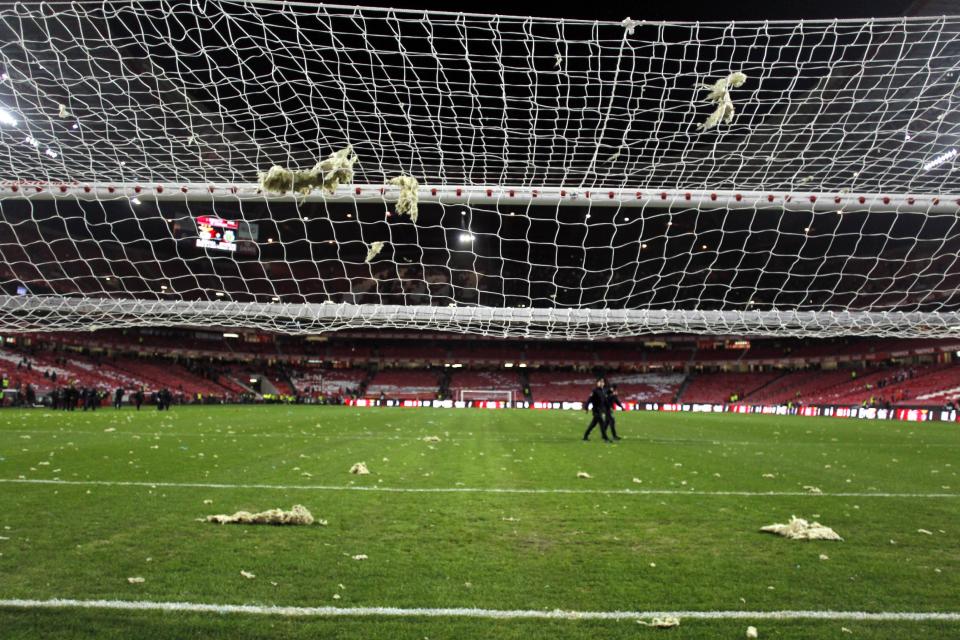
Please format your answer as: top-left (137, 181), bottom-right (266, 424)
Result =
top-left (114, 387), bottom-right (124, 409)
top-left (582, 378), bottom-right (611, 442)
top-left (134, 388), bottom-right (144, 411)
top-left (604, 383), bottom-right (624, 441)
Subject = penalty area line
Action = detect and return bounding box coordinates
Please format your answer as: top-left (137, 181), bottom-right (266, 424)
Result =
top-left (0, 599), bottom-right (958, 622)
top-left (0, 478), bottom-right (957, 499)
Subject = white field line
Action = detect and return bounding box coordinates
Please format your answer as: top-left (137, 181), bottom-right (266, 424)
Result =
top-left (0, 598), bottom-right (958, 622)
top-left (0, 478), bottom-right (957, 499)
top-left (4, 428), bottom-right (960, 448)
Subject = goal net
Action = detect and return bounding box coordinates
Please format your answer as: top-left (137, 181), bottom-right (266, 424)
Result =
top-left (459, 390), bottom-right (515, 404)
top-left (1, 2), bottom-right (960, 338)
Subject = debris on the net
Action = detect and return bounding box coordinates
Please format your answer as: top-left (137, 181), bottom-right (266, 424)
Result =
top-left (621, 17), bottom-right (641, 35)
top-left (803, 485), bottom-right (823, 494)
top-left (637, 616), bottom-right (680, 628)
top-left (554, 53), bottom-right (563, 68)
top-left (423, 436), bottom-right (441, 443)
top-left (761, 516), bottom-right (843, 541)
top-left (698, 71), bottom-right (747, 131)
top-left (58, 104), bottom-right (70, 118)
top-left (240, 570), bottom-right (256, 579)
top-left (127, 576), bottom-right (145, 584)
top-left (202, 504), bottom-right (315, 526)
top-left (746, 626), bottom-right (759, 638)
top-left (350, 462), bottom-right (370, 475)
top-left (577, 471), bottom-right (592, 479)
top-left (365, 241), bottom-right (385, 263)
top-left (389, 175), bottom-right (419, 223)
top-left (258, 145), bottom-right (357, 196)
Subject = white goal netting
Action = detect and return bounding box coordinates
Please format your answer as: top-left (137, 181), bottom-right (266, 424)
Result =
top-left (2, 1), bottom-right (960, 338)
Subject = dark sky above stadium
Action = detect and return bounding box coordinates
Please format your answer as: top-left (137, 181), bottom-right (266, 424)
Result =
top-left (354, 0), bottom-right (922, 22)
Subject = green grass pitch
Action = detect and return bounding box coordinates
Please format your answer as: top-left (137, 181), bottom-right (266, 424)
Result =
top-left (0, 405), bottom-right (957, 639)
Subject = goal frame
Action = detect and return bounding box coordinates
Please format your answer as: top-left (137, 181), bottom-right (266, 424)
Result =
top-left (2, 182), bottom-right (957, 214)
top-left (459, 389), bottom-right (515, 404)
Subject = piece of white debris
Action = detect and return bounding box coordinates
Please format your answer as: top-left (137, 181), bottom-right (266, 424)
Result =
top-left (203, 499), bottom-right (213, 505)
top-left (389, 174), bottom-right (419, 223)
top-left (761, 473), bottom-right (775, 479)
top-left (333, 593), bottom-right (341, 600)
top-left (352, 554), bottom-right (368, 561)
top-left (841, 627), bottom-right (853, 634)
top-left (104, 428), bottom-right (116, 433)
top-left (203, 504), bottom-right (315, 526)
top-left (621, 17), bottom-right (641, 35)
top-left (365, 241), bottom-right (385, 263)
top-left (350, 462), bottom-right (370, 475)
top-left (58, 103), bottom-right (70, 118)
top-left (803, 485), bottom-right (822, 494)
top-left (632, 478), bottom-right (643, 484)
top-left (258, 145), bottom-right (357, 195)
top-left (577, 471), bottom-right (592, 479)
top-left (127, 576), bottom-right (145, 584)
top-left (240, 570), bottom-right (256, 579)
top-left (761, 516), bottom-right (843, 541)
top-left (917, 529), bottom-right (933, 535)
top-left (698, 71), bottom-right (748, 131)
top-left (746, 625), bottom-right (759, 638)
top-left (637, 616), bottom-right (679, 628)
top-left (819, 554), bottom-right (829, 560)
top-left (422, 436), bottom-right (441, 443)
top-left (554, 53), bottom-right (562, 68)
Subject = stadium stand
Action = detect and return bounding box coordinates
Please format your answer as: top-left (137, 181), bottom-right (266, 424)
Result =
top-left (365, 369), bottom-right (442, 400)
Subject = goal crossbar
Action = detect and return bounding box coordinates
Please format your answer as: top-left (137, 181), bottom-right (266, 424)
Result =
top-left (1, 183), bottom-right (958, 214)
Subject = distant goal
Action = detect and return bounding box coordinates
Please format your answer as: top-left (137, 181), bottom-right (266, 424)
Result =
top-left (459, 390), bottom-right (515, 405)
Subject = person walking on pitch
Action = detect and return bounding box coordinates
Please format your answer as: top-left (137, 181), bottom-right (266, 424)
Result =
top-left (583, 378), bottom-right (611, 442)
top-left (604, 383), bottom-right (624, 441)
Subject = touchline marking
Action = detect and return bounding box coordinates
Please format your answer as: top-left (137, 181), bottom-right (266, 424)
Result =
top-left (1, 478), bottom-right (957, 499)
top-left (0, 599), bottom-right (958, 622)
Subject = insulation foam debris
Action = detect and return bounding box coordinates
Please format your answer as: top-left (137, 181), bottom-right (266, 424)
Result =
top-left (760, 516), bottom-right (843, 541)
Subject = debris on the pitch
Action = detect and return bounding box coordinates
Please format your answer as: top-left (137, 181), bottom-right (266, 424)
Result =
top-left (842, 627), bottom-right (853, 633)
top-left (258, 145), bottom-right (357, 195)
top-left (762, 473), bottom-right (775, 479)
top-left (697, 71), bottom-right (747, 131)
top-left (240, 570), bottom-right (256, 579)
top-left (819, 553), bottom-right (829, 560)
top-left (58, 104), bottom-right (70, 118)
top-left (577, 471), bottom-right (592, 479)
top-left (333, 593), bottom-right (341, 600)
top-left (104, 428), bottom-right (116, 433)
top-left (423, 436), bottom-right (441, 443)
top-left (365, 241), bottom-right (385, 263)
top-left (803, 485), bottom-right (822, 494)
top-left (127, 576), bottom-right (145, 584)
top-left (917, 529), bottom-right (933, 535)
top-left (352, 554), bottom-right (368, 560)
top-left (761, 516), bottom-right (843, 541)
top-left (637, 616), bottom-right (680, 628)
top-left (202, 504), bottom-right (315, 525)
top-left (350, 462), bottom-right (370, 475)
top-left (389, 175), bottom-right (419, 223)
top-left (203, 499), bottom-right (213, 504)
top-left (746, 625), bottom-right (759, 638)
top-left (632, 477), bottom-right (643, 484)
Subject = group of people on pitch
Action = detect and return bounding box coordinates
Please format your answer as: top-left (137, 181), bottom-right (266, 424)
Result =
top-left (583, 378), bottom-right (624, 443)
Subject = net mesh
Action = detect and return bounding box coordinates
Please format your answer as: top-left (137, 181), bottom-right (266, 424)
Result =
top-left (2, 1), bottom-right (960, 338)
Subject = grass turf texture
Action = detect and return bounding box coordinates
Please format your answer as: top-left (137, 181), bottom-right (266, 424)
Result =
top-left (0, 405), bottom-right (957, 639)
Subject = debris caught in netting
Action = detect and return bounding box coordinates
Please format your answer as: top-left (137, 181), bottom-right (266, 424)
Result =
top-left (637, 616), bottom-right (680, 628)
top-left (389, 175), bottom-right (419, 223)
top-left (350, 462), bottom-right (370, 475)
top-left (201, 504), bottom-right (315, 525)
top-left (258, 145), bottom-right (358, 195)
top-left (760, 516), bottom-right (843, 541)
top-left (698, 71), bottom-right (747, 131)
top-left (365, 241), bottom-right (385, 263)
top-left (58, 103), bottom-right (70, 118)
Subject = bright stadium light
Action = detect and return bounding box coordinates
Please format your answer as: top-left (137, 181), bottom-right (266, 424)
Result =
top-left (504, 362), bottom-right (514, 368)
top-left (923, 148), bottom-right (957, 171)
top-left (459, 232), bottom-right (474, 243)
top-left (0, 107), bottom-right (17, 127)
top-left (223, 332), bottom-right (239, 338)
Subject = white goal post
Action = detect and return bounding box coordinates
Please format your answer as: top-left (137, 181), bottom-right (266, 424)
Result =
top-left (459, 389), bottom-right (515, 404)
top-left (2, 3), bottom-right (960, 338)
